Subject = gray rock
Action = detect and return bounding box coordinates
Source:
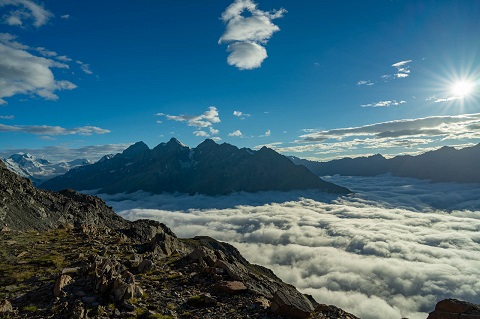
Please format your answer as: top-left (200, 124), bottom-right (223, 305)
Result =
top-left (54, 274), bottom-right (72, 298)
top-left (0, 299), bottom-right (13, 313)
top-left (270, 288), bottom-right (315, 319)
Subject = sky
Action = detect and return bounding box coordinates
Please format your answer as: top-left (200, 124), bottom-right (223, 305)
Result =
top-left (1, 0), bottom-right (480, 162)
top-left (99, 175), bottom-right (480, 319)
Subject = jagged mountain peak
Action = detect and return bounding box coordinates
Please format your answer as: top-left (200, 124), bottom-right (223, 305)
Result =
top-left (9, 153), bottom-right (51, 165)
top-left (196, 138), bottom-right (217, 148)
top-left (121, 141), bottom-right (149, 158)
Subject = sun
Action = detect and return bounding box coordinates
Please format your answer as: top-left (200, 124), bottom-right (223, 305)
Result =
top-left (451, 80), bottom-right (474, 97)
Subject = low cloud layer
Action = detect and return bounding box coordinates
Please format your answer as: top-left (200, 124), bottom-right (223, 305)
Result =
top-left (219, 0), bottom-right (286, 70)
top-left (99, 175), bottom-right (480, 319)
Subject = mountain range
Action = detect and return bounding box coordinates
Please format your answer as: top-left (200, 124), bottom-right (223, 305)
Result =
top-left (41, 138), bottom-right (350, 195)
top-left (290, 143), bottom-right (480, 184)
top-left (1, 153), bottom-right (91, 185)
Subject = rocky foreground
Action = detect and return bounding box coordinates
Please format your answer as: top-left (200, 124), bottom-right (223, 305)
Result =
top-left (1, 160), bottom-right (478, 319)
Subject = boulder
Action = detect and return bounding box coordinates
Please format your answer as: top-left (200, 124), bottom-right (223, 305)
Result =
top-left (54, 274), bottom-right (72, 297)
top-left (427, 299), bottom-right (480, 319)
top-left (270, 288), bottom-right (315, 319)
top-left (214, 281), bottom-right (247, 294)
top-left (313, 304), bottom-right (360, 319)
top-left (0, 299), bottom-right (13, 313)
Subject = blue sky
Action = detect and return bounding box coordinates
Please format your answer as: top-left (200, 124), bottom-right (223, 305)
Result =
top-left (0, 0), bottom-right (479, 162)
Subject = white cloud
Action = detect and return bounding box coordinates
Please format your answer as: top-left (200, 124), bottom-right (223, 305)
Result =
top-left (193, 130), bottom-right (209, 137)
top-left (426, 95), bottom-right (463, 103)
top-left (60, 14), bottom-right (69, 19)
top-left (0, 42), bottom-right (77, 104)
top-left (211, 136), bottom-right (222, 142)
top-left (357, 80), bottom-right (374, 86)
top-left (300, 113), bottom-right (480, 141)
top-left (259, 129), bottom-right (271, 137)
top-left (80, 64), bottom-right (93, 75)
top-left (361, 100), bottom-right (407, 107)
top-left (226, 42), bottom-right (267, 70)
top-left (0, 124), bottom-right (110, 136)
top-left (99, 175), bottom-right (480, 319)
top-left (157, 106), bottom-right (220, 128)
top-left (77, 61), bottom-right (93, 75)
top-left (56, 55), bottom-right (72, 62)
top-left (228, 129), bottom-right (243, 137)
top-left (0, 115), bottom-right (14, 119)
top-left (233, 110), bottom-right (251, 119)
top-left (382, 60), bottom-right (412, 80)
top-left (0, 0), bottom-right (54, 28)
top-left (219, 0), bottom-right (286, 70)
top-left (209, 127), bottom-right (219, 135)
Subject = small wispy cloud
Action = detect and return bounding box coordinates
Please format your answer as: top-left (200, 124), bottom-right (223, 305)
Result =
top-left (361, 100), bottom-right (407, 108)
top-left (228, 129), bottom-right (243, 137)
top-left (259, 129), bottom-right (271, 137)
top-left (426, 95), bottom-right (463, 103)
top-left (219, 0), bottom-right (286, 70)
top-left (0, 0), bottom-right (54, 28)
top-left (233, 110), bottom-right (250, 119)
top-left (357, 80), bottom-right (375, 86)
top-left (60, 14), bottom-right (70, 19)
top-left (0, 115), bottom-right (14, 119)
top-left (382, 60), bottom-right (412, 80)
top-left (77, 61), bottom-right (93, 75)
top-left (157, 106), bottom-right (220, 129)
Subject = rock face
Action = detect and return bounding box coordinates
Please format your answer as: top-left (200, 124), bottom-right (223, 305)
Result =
top-left (290, 143), bottom-right (480, 183)
top-left (41, 138), bottom-right (350, 195)
top-left (0, 160), bottom-right (127, 231)
top-left (427, 299), bottom-right (480, 319)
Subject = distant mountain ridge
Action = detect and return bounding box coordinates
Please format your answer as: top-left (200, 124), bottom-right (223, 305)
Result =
top-left (1, 153), bottom-right (91, 185)
top-left (41, 138), bottom-right (350, 195)
top-left (290, 143), bottom-right (480, 183)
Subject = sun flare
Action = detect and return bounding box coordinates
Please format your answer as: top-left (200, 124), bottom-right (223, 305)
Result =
top-left (451, 80), bottom-right (474, 97)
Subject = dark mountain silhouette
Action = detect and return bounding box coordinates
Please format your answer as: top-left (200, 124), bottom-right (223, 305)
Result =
top-left (289, 143), bottom-right (480, 183)
top-left (41, 138), bottom-right (350, 195)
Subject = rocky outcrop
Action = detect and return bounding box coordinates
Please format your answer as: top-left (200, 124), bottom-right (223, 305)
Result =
top-left (0, 160), bottom-right (127, 231)
top-left (41, 138), bottom-right (350, 195)
top-left (427, 299), bottom-right (480, 319)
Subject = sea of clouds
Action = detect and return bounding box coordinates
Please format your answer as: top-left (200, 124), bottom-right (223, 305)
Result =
top-left (96, 175), bottom-right (480, 319)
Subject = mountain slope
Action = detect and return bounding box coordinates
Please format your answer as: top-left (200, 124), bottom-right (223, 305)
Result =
top-left (290, 143), bottom-right (480, 183)
top-left (1, 153), bottom-right (91, 185)
top-left (41, 138), bottom-right (350, 195)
